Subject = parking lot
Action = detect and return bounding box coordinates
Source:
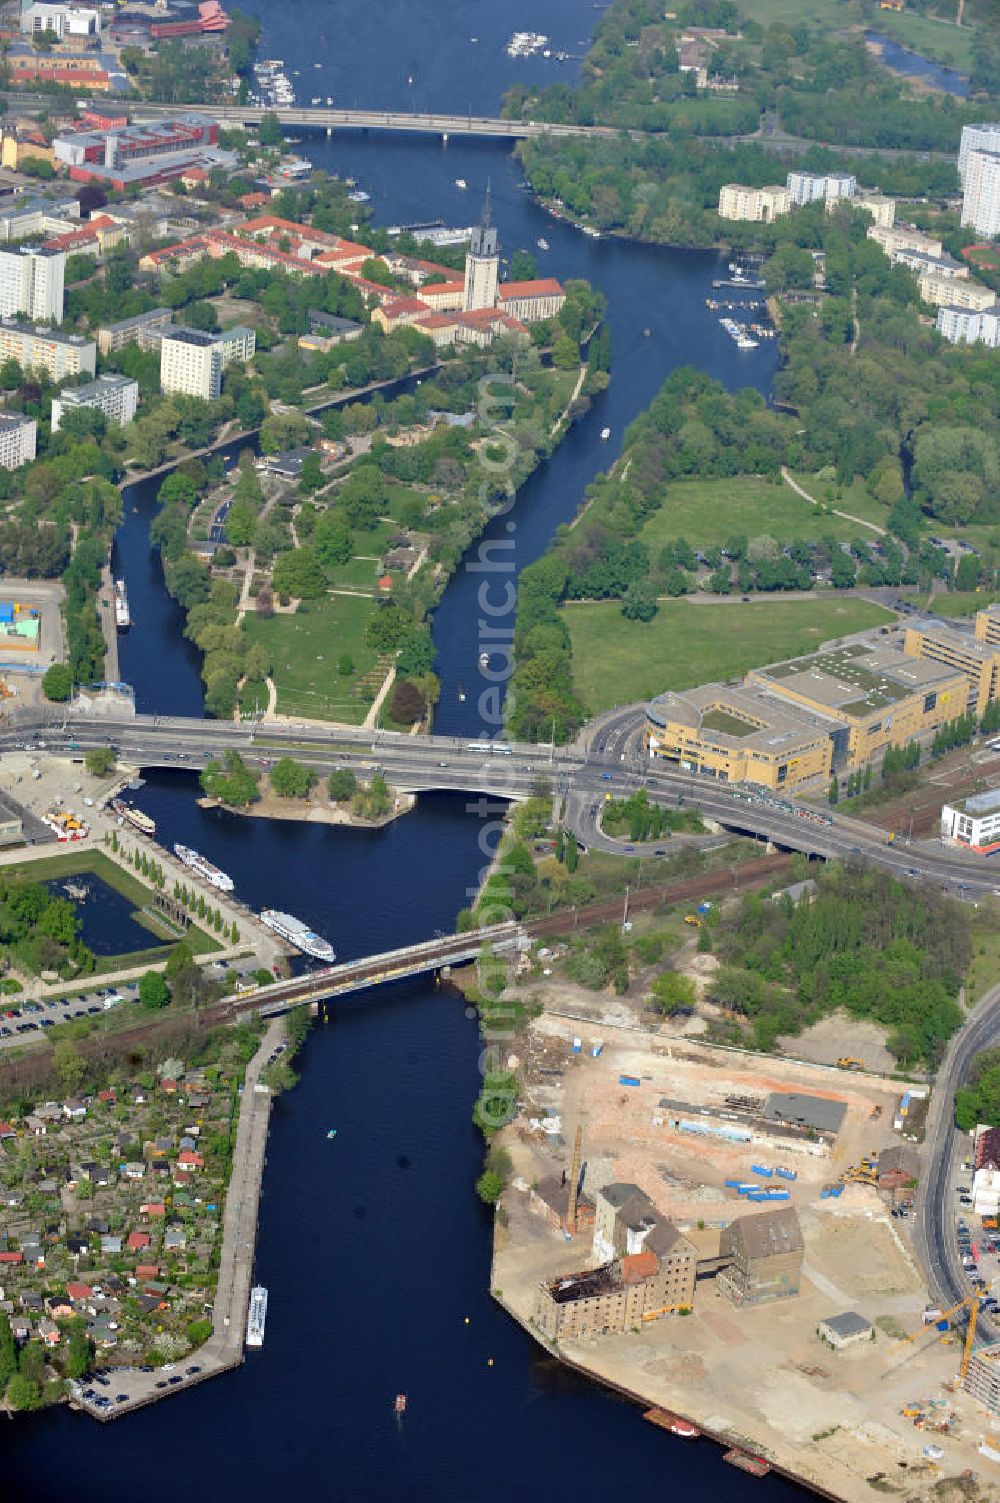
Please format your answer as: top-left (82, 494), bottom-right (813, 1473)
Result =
top-left (951, 1163), bottom-right (1000, 1314)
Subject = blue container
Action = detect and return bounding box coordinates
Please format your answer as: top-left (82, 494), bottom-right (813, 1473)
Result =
top-left (724, 1179), bottom-right (744, 1188)
top-left (936, 1320), bottom-right (950, 1332)
top-left (619, 1075), bottom-right (640, 1088)
top-left (745, 1191), bottom-right (768, 1202)
top-left (751, 1164), bottom-right (773, 1178)
top-left (764, 1189), bottom-right (790, 1201)
top-left (775, 1167), bottom-right (797, 1181)
top-left (0, 603), bottom-right (13, 624)
top-left (830, 1184), bottom-right (844, 1197)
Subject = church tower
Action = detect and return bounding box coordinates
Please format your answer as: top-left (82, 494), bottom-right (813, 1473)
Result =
top-left (463, 182), bottom-right (500, 312)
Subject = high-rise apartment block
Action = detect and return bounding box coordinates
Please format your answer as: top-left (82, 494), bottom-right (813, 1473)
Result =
top-left (0, 245), bottom-right (64, 322)
top-left (159, 325), bottom-right (255, 400)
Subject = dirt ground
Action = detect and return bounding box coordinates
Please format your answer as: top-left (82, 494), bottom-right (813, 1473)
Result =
top-left (491, 1002), bottom-right (1000, 1503)
top-left (777, 1013), bottom-right (897, 1074)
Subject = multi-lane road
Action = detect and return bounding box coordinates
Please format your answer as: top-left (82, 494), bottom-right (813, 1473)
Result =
top-left (9, 708), bottom-right (1000, 899)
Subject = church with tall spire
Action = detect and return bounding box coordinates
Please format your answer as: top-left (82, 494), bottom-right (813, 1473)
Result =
top-left (463, 181), bottom-right (500, 312)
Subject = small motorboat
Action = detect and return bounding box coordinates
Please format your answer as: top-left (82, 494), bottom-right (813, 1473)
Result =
top-left (326, 1129), bottom-right (337, 1139)
top-left (458, 684), bottom-right (466, 701)
top-left (642, 327), bottom-right (651, 337)
top-left (600, 426), bottom-right (611, 441)
top-left (394, 1393), bottom-right (407, 1414)
top-left (455, 178), bottom-right (468, 190)
top-left (537, 237), bottom-right (549, 251)
top-left (478, 651), bottom-right (489, 668)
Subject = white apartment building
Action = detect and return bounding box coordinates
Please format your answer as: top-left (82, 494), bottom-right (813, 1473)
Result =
top-left (0, 412), bottom-right (36, 470)
top-left (959, 123), bottom-right (1000, 183)
top-left (0, 246), bottom-right (64, 323)
top-left (51, 374), bottom-right (139, 432)
top-left (919, 273), bottom-right (995, 311)
top-left (891, 248), bottom-right (968, 280)
top-left (961, 148), bottom-right (1000, 240)
top-left (718, 183), bottom-right (792, 222)
top-left (160, 325), bottom-right (255, 400)
top-left (867, 223), bottom-right (943, 259)
top-left (786, 170), bottom-right (856, 206)
top-left (0, 321), bottom-right (95, 379)
top-left (936, 305), bottom-right (1000, 347)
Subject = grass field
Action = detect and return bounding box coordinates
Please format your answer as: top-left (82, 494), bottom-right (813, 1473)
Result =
top-left (965, 245), bottom-right (1000, 270)
top-left (866, 9), bottom-right (975, 73)
top-left (735, 0), bottom-right (976, 72)
top-left (243, 592), bottom-right (382, 723)
top-left (785, 472), bottom-right (889, 531)
top-left (564, 596), bottom-right (895, 711)
top-left (638, 476), bottom-right (887, 552)
top-left (922, 591), bottom-right (1000, 619)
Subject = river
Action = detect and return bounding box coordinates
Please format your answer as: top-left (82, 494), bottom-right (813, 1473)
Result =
top-left (866, 29), bottom-right (969, 98)
top-left (5, 6), bottom-right (804, 1499)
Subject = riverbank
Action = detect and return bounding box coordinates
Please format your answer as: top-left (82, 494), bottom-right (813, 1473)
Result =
top-left (487, 997), bottom-right (989, 1503)
top-left (197, 786), bottom-right (415, 828)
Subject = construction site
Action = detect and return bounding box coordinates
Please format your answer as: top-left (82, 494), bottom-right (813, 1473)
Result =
top-left (491, 1004), bottom-right (1000, 1503)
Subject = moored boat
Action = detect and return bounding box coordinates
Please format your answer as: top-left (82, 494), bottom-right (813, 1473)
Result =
top-left (260, 909), bottom-right (335, 962)
top-left (174, 843), bottom-right (234, 892)
top-left (114, 579), bottom-right (130, 631)
top-left (247, 1286), bottom-right (268, 1347)
top-left (111, 798), bottom-right (155, 836)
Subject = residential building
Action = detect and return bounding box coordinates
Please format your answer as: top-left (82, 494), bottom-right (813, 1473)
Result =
top-left (937, 305), bottom-right (1000, 347)
top-left (0, 246), bottom-right (64, 322)
top-left (463, 185), bottom-right (500, 312)
top-left (818, 1312), bottom-right (874, 1349)
top-left (977, 605), bottom-right (1000, 648)
top-left (919, 273), bottom-right (995, 312)
top-left (867, 223), bottom-right (943, 260)
top-left (96, 307), bottom-right (173, 356)
top-left (0, 321), bottom-right (95, 380)
top-left (4, 46), bottom-right (122, 94)
top-left (959, 123), bottom-right (1000, 184)
top-left (787, 170), bottom-right (856, 206)
top-left (853, 191), bottom-right (896, 228)
top-left (961, 148), bottom-right (1000, 239)
top-left (903, 615), bottom-right (1000, 716)
top-left (0, 199), bottom-right (80, 245)
top-left (964, 1342), bottom-right (1000, 1414)
top-left (534, 1249), bottom-right (692, 1340)
top-left (51, 373), bottom-right (139, 432)
top-left (941, 790), bottom-right (1000, 856)
top-left (890, 248), bottom-right (967, 280)
top-left (0, 130), bottom-right (57, 173)
top-left (717, 1206), bottom-right (803, 1306)
top-left (159, 325), bottom-right (255, 400)
top-left (718, 184), bottom-right (792, 223)
top-left (0, 413), bottom-right (35, 470)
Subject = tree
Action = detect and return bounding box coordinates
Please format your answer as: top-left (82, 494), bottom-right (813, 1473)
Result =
top-left (42, 663), bottom-right (72, 701)
top-left (621, 580), bottom-right (658, 621)
top-left (389, 679), bottom-right (426, 725)
top-left (65, 1331), bottom-right (91, 1380)
top-left (6, 1373), bottom-right (40, 1410)
top-left (139, 971), bottom-right (171, 1010)
top-left (328, 768), bottom-right (356, 801)
top-left (270, 757), bottom-right (315, 798)
top-left (271, 547), bottom-right (326, 600)
top-left (53, 1040), bottom-right (86, 1096)
top-left (651, 971), bottom-right (696, 1016)
top-left (552, 333), bottom-right (580, 370)
top-left (475, 1169), bottom-right (504, 1204)
top-left (84, 747), bottom-right (115, 778)
top-left (337, 652), bottom-right (354, 676)
top-left (201, 750), bottom-right (260, 807)
top-left (258, 111), bottom-right (284, 147)
top-left (0, 1315), bottom-right (17, 1392)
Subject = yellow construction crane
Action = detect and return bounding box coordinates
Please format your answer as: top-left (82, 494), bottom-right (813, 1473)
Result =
top-left (882, 1293), bottom-right (983, 1382)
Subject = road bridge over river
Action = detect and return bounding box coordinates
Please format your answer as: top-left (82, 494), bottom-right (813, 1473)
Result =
top-left (129, 101), bottom-right (614, 140)
top-left (11, 706), bottom-right (1000, 901)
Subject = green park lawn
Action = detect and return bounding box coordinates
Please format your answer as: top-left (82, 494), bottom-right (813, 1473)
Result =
top-left (243, 592), bottom-right (383, 723)
top-left (564, 596), bottom-right (895, 712)
top-left (637, 475), bottom-right (887, 554)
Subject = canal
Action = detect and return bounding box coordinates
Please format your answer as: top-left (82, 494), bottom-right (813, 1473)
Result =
top-left (5, 3), bottom-right (803, 1498)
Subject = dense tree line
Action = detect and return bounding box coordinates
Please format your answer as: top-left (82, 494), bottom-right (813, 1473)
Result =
top-left (710, 867), bottom-right (969, 1063)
